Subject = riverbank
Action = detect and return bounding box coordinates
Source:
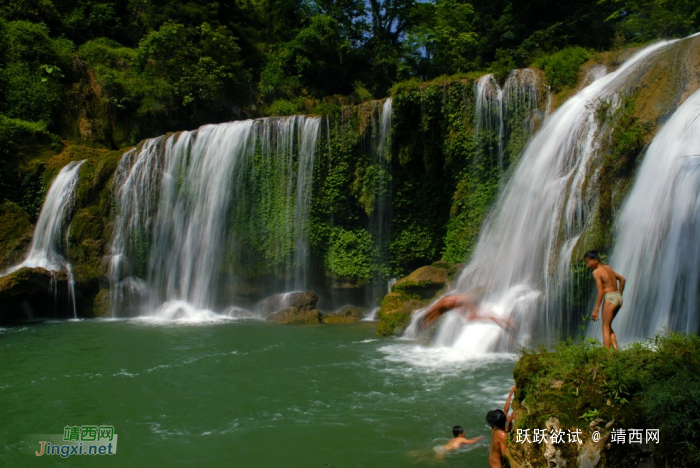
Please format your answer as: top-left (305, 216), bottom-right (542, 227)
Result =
top-left (507, 333), bottom-right (700, 468)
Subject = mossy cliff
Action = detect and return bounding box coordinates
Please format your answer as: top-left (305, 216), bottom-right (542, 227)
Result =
top-left (0, 133), bottom-right (124, 318)
top-left (2, 37), bottom-right (700, 320)
top-left (376, 261), bottom-right (463, 336)
top-left (505, 333), bottom-right (700, 468)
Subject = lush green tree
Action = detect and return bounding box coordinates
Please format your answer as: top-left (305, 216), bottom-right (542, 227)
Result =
top-left (0, 20), bottom-right (73, 127)
top-left (601, 0), bottom-right (700, 41)
top-left (410, 0), bottom-right (479, 75)
top-left (287, 15), bottom-right (353, 95)
top-left (136, 22), bottom-right (247, 121)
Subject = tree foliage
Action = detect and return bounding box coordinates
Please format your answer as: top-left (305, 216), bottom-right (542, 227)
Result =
top-left (0, 0), bottom-right (698, 142)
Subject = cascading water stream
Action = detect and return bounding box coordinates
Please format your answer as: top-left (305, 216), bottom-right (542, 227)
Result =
top-left (589, 88), bottom-right (700, 342)
top-left (366, 98), bottom-right (393, 310)
top-left (405, 39), bottom-right (682, 353)
top-left (109, 117), bottom-right (321, 319)
top-left (474, 69), bottom-right (545, 171)
top-left (2, 160), bottom-right (86, 318)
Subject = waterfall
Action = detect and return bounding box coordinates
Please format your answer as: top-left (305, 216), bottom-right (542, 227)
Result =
top-left (474, 74), bottom-right (504, 167)
top-left (367, 98), bottom-right (393, 309)
top-left (405, 39), bottom-right (681, 352)
top-left (591, 88), bottom-right (700, 342)
top-left (109, 117), bottom-right (321, 318)
top-left (2, 160), bottom-right (86, 318)
top-left (474, 69), bottom-right (546, 171)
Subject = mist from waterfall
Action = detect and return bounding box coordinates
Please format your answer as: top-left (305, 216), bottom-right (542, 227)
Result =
top-left (109, 117), bottom-right (321, 318)
top-left (591, 88), bottom-right (700, 342)
top-left (2, 160), bottom-right (86, 317)
top-left (405, 39), bottom-right (681, 353)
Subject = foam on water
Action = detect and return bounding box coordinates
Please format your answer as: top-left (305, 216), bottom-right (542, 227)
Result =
top-left (132, 300), bottom-right (237, 325)
top-left (378, 342), bottom-right (516, 374)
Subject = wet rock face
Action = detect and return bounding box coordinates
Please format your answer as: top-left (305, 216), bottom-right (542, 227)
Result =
top-left (267, 306), bottom-right (321, 325)
top-left (392, 265), bottom-right (449, 299)
top-left (258, 291), bottom-right (319, 318)
top-left (0, 202), bottom-right (33, 270)
top-left (0, 267), bottom-right (69, 320)
top-left (321, 305), bottom-right (365, 324)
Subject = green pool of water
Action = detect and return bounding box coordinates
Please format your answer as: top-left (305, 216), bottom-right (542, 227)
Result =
top-left (1, 319), bottom-right (515, 467)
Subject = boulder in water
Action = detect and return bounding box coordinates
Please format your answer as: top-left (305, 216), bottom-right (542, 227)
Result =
top-left (321, 305), bottom-right (365, 324)
top-left (258, 291), bottom-right (319, 318)
top-left (376, 292), bottom-right (427, 336)
top-left (267, 306), bottom-right (321, 325)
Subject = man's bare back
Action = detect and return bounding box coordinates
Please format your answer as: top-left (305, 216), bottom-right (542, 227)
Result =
top-left (488, 427), bottom-right (507, 467)
top-left (592, 264), bottom-right (620, 293)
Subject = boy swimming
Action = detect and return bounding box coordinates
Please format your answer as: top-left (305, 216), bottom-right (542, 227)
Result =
top-left (583, 251), bottom-right (626, 350)
top-left (442, 425), bottom-right (483, 450)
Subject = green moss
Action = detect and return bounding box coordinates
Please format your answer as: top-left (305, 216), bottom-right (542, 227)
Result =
top-left (532, 46), bottom-right (590, 92)
top-left (376, 306), bottom-right (412, 336)
top-left (512, 334), bottom-right (700, 467)
top-left (0, 201), bottom-right (33, 267)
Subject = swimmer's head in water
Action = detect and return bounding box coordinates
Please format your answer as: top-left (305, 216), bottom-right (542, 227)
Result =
top-left (486, 409), bottom-right (506, 431)
top-left (452, 425), bottom-right (464, 437)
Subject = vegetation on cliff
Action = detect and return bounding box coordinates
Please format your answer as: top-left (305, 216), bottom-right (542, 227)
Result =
top-left (510, 333), bottom-right (700, 467)
top-left (1, 1), bottom-right (698, 147)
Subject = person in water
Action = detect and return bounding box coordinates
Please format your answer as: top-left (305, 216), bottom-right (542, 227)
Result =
top-left (420, 292), bottom-right (514, 330)
top-left (442, 425), bottom-right (483, 451)
top-left (584, 250), bottom-right (626, 350)
top-left (486, 409), bottom-right (509, 468)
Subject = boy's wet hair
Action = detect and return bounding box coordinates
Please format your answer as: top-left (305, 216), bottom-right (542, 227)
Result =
top-left (486, 409), bottom-right (506, 430)
top-left (452, 425), bottom-right (464, 437)
top-left (583, 250), bottom-right (600, 261)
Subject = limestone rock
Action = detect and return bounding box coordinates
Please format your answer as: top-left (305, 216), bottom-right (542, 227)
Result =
top-left (0, 267), bottom-right (68, 319)
top-left (267, 306), bottom-right (321, 325)
top-left (392, 265), bottom-right (449, 298)
top-left (321, 305), bottom-right (365, 324)
top-left (376, 291), bottom-right (427, 336)
top-left (543, 417), bottom-right (567, 467)
top-left (0, 267), bottom-right (67, 301)
top-left (258, 291), bottom-right (319, 318)
top-left (577, 419), bottom-right (614, 468)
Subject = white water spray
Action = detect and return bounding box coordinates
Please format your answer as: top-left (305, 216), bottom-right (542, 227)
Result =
top-left (592, 88), bottom-right (700, 342)
top-left (2, 160), bottom-right (86, 317)
top-left (406, 39), bottom-right (681, 353)
top-left (109, 117), bottom-right (321, 319)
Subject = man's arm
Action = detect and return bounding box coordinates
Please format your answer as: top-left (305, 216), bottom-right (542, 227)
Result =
top-left (503, 386), bottom-right (515, 414)
top-left (459, 436), bottom-right (484, 445)
top-left (615, 270), bottom-right (626, 295)
top-left (592, 271), bottom-right (604, 321)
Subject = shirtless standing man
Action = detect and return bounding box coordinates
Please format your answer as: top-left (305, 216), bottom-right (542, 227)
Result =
top-left (584, 251), bottom-right (626, 350)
